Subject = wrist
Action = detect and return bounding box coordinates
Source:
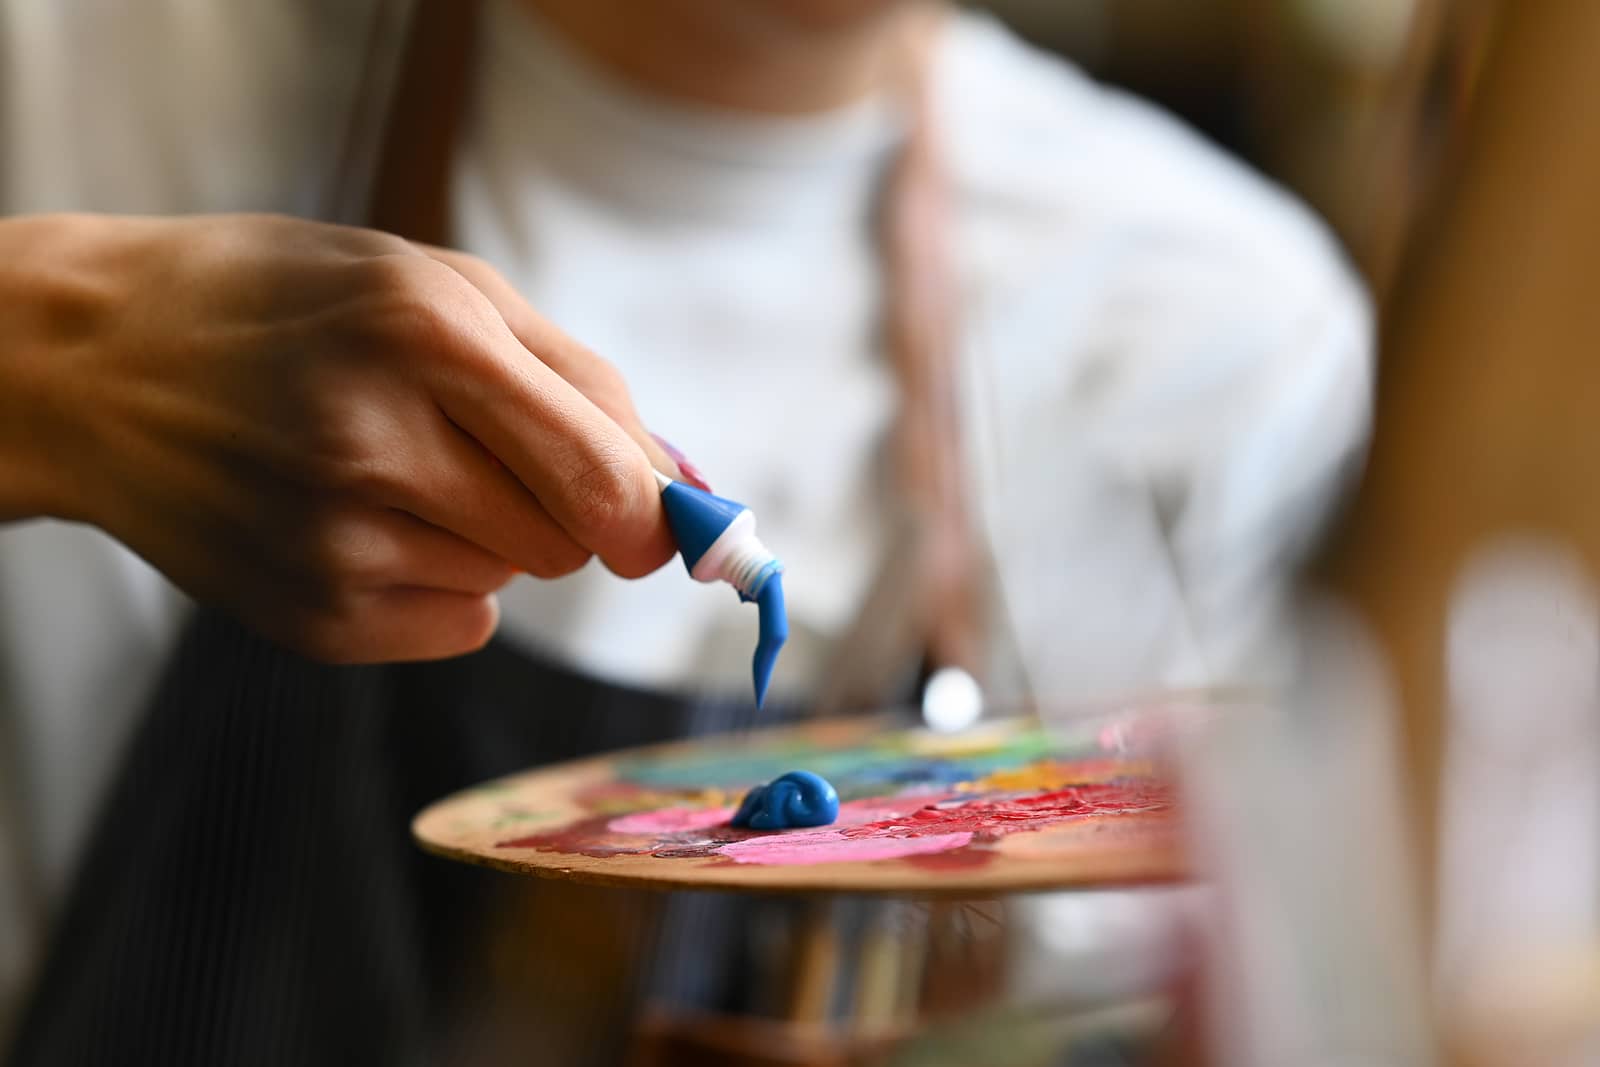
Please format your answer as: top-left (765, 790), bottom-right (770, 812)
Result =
top-left (0, 213), bottom-right (125, 524)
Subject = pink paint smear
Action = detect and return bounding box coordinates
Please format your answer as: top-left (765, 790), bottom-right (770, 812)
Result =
top-left (608, 793), bottom-right (945, 837)
top-left (719, 830), bottom-right (974, 866)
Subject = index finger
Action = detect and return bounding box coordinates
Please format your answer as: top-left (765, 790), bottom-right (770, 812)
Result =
top-left (416, 244), bottom-right (685, 478)
top-left (420, 271), bottom-right (675, 578)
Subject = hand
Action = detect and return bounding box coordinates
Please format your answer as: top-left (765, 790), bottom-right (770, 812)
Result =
top-left (1, 213), bottom-right (680, 662)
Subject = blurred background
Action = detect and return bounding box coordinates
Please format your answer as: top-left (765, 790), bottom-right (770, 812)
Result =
top-left (989, 0), bottom-right (1494, 301)
top-left (982, 2), bottom-right (1600, 1065)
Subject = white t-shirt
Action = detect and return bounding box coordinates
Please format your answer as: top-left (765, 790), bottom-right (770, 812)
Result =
top-left (0, 0), bottom-right (1371, 1014)
top-left (456, 0), bottom-right (905, 696)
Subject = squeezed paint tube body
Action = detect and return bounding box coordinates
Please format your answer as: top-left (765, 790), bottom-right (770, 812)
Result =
top-left (654, 470), bottom-right (788, 707)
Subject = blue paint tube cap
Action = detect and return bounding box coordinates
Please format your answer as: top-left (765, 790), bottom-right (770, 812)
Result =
top-left (655, 473), bottom-right (788, 706)
top-left (660, 483), bottom-right (748, 575)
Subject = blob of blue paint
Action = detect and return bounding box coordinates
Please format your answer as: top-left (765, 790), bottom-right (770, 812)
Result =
top-left (731, 770), bottom-right (840, 830)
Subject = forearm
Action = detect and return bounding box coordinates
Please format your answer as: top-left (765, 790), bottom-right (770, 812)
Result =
top-left (0, 213), bottom-right (122, 524)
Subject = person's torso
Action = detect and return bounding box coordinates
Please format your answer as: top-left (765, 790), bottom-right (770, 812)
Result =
top-left (0, 0), bottom-right (1371, 925)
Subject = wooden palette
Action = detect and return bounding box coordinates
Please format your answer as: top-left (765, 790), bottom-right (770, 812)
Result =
top-left (414, 709), bottom-right (1189, 896)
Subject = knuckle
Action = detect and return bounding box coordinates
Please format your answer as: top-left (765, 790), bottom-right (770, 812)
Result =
top-left (565, 348), bottom-right (634, 413)
top-left (295, 428), bottom-right (396, 497)
top-left (297, 509), bottom-right (378, 586)
top-left (445, 250), bottom-right (494, 281)
top-left (586, 354), bottom-right (628, 397)
top-left (346, 250), bottom-right (433, 294)
top-left (562, 449), bottom-right (642, 535)
top-left (346, 226), bottom-right (415, 258)
top-left (268, 348), bottom-right (412, 501)
top-left (344, 255), bottom-right (480, 353)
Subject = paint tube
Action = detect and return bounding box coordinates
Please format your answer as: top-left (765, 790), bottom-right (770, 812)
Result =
top-left (653, 470), bottom-right (788, 707)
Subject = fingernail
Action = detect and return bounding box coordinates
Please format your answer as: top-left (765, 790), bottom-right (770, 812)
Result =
top-left (650, 433), bottom-right (711, 492)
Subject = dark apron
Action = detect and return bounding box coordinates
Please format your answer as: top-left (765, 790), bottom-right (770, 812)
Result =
top-left (7, 611), bottom-right (803, 1066)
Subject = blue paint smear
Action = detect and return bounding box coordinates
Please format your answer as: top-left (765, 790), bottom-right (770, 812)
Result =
top-left (618, 727), bottom-right (1061, 793)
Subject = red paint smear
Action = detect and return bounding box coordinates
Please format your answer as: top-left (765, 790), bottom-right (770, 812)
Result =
top-left (841, 781), bottom-right (1170, 842)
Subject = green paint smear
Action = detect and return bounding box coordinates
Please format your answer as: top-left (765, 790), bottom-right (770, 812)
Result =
top-left (488, 810), bottom-right (558, 830)
top-left (617, 726), bottom-right (1066, 795)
